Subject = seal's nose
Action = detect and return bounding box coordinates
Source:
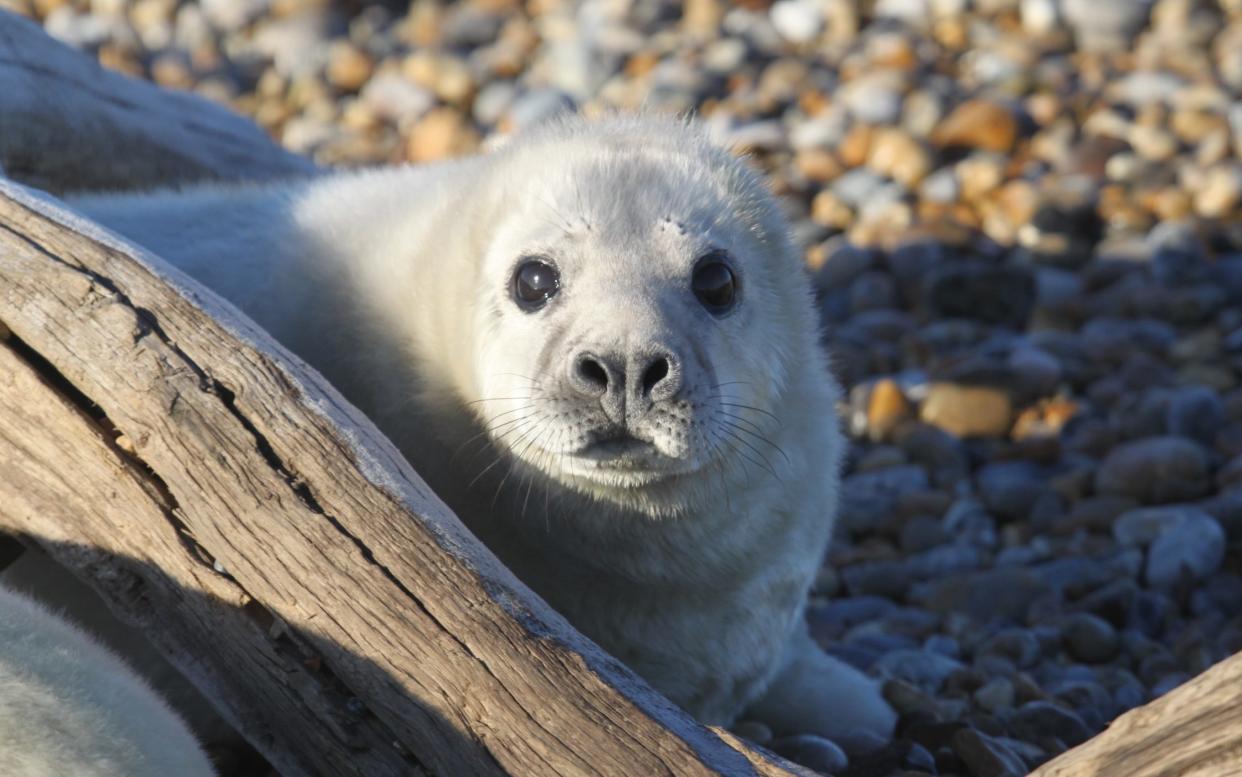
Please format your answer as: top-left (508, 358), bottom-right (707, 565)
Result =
top-left (569, 347), bottom-right (682, 422)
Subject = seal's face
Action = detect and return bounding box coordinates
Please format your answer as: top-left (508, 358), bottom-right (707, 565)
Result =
top-left (471, 132), bottom-right (808, 508)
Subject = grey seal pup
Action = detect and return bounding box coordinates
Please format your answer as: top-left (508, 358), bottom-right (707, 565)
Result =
top-left (0, 582), bottom-right (215, 777)
top-left (71, 116), bottom-right (896, 745)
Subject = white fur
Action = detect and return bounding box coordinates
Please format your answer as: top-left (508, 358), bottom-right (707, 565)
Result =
top-left (0, 582), bottom-right (215, 777)
top-left (70, 116), bottom-right (895, 744)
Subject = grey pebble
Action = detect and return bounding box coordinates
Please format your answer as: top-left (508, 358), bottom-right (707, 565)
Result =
top-left (1062, 613), bottom-right (1121, 663)
top-left (1005, 701), bottom-right (1092, 747)
top-left (952, 728), bottom-right (1027, 777)
top-left (1145, 513), bottom-right (1225, 588)
top-left (1095, 436), bottom-right (1212, 504)
top-left (771, 734), bottom-right (849, 775)
top-left (873, 649), bottom-right (965, 693)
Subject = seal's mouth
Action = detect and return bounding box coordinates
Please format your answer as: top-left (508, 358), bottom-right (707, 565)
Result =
top-left (573, 431), bottom-right (660, 468)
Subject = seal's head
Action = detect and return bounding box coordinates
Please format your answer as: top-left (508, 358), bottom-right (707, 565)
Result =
top-left (468, 117), bottom-right (822, 512)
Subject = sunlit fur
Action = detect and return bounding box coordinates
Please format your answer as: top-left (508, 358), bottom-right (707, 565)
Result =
top-left (71, 116), bottom-right (895, 743)
top-left (0, 584), bottom-right (215, 777)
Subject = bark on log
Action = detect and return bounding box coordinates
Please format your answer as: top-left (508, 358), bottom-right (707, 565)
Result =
top-left (1028, 649), bottom-right (1242, 777)
top-left (0, 10), bottom-right (318, 194)
top-left (0, 180), bottom-right (806, 777)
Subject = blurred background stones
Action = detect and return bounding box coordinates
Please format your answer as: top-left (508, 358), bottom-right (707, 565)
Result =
top-left (8, 0), bottom-right (1242, 774)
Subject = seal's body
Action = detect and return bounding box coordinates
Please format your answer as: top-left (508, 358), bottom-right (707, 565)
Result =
top-left (0, 583), bottom-right (215, 777)
top-left (72, 117), bottom-right (894, 743)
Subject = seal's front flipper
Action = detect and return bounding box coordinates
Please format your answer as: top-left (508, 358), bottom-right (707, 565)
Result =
top-left (745, 625), bottom-right (896, 753)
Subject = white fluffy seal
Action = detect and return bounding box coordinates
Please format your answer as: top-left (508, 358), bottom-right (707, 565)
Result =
top-left (0, 582), bottom-right (215, 776)
top-left (71, 116), bottom-right (895, 745)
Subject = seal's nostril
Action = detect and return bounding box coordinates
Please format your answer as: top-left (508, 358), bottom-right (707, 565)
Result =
top-left (641, 357), bottom-right (669, 397)
top-left (576, 355), bottom-right (609, 391)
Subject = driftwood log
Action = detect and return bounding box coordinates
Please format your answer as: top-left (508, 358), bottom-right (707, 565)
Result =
top-left (0, 168), bottom-right (805, 777)
top-left (2, 7), bottom-right (1241, 777)
top-left (0, 10), bottom-right (317, 193)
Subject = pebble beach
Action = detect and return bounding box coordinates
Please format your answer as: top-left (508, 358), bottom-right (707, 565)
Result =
top-left (8, 0), bottom-right (1242, 775)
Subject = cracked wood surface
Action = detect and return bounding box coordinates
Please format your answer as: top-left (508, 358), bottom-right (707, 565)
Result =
top-left (0, 10), bottom-right (317, 194)
top-left (0, 181), bottom-right (805, 777)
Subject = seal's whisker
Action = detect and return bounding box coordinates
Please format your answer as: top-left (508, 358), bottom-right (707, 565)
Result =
top-left (466, 396), bottom-right (538, 406)
top-left (492, 417), bottom-right (550, 509)
top-left (466, 414), bottom-right (542, 488)
top-left (454, 412), bottom-right (536, 466)
top-left (494, 372), bottom-right (542, 385)
top-left (720, 427), bottom-right (783, 482)
top-left (715, 400), bottom-right (783, 426)
top-left (521, 424), bottom-right (560, 520)
top-left (718, 412), bottom-right (793, 467)
top-left (451, 407), bottom-right (537, 463)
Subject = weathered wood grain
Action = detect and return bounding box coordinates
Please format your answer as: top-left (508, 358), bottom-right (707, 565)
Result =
top-left (0, 9), bottom-right (317, 194)
top-left (1028, 650), bottom-right (1242, 777)
top-left (0, 179), bottom-right (802, 777)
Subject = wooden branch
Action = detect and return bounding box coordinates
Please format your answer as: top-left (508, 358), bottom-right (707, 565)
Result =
top-left (1028, 650), bottom-right (1242, 777)
top-left (0, 179), bottom-right (802, 777)
top-left (0, 9), bottom-right (317, 194)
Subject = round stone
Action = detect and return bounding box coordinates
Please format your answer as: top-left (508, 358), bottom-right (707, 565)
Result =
top-left (1095, 437), bottom-right (1212, 504)
top-left (1062, 613), bottom-right (1120, 663)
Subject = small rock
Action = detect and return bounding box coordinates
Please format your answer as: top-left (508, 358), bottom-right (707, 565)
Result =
top-left (920, 384), bottom-right (1013, 438)
top-left (810, 190), bottom-right (854, 230)
top-left (1005, 701), bottom-right (1092, 746)
top-left (1165, 386), bottom-right (1225, 445)
top-left (731, 719), bottom-right (773, 747)
top-left (360, 73), bottom-right (434, 125)
top-left (1114, 506), bottom-right (1202, 547)
top-left (849, 271), bottom-right (898, 313)
top-left (952, 728), bottom-right (1027, 777)
top-left (1146, 513), bottom-right (1226, 588)
top-left (867, 127), bottom-right (932, 187)
top-left (1062, 613), bottom-right (1120, 663)
top-left (1095, 437), bottom-right (1212, 504)
top-left (770, 0), bottom-right (824, 44)
top-left (405, 107), bottom-right (478, 162)
top-left (913, 568), bottom-right (1051, 622)
top-left (1129, 125), bottom-right (1179, 162)
top-left (1151, 672), bottom-right (1191, 698)
top-left (1063, 0), bottom-right (1155, 51)
top-left (874, 649), bottom-right (966, 693)
top-left (326, 42), bottom-right (374, 92)
top-left (920, 167), bottom-right (960, 203)
top-left (1194, 164), bottom-right (1242, 219)
top-left (977, 461), bottom-right (1054, 523)
top-left (1021, 0), bottom-right (1061, 34)
top-left (841, 72), bottom-right (906, 125)
top-left (977, 628), bottom-right (1042, 669)
top-left (867, 378), bottom-right (914, 442)
top-left (931, 99), bottom-right (1019, 153)
top-left (831, 168), bottom-right (890, 208)
top-left (771, 734), bottom-right (849, 774)
top-left (974, 677), bottom-right (1017, 712)
top-left (957, 153), bottom-right (1007, 201)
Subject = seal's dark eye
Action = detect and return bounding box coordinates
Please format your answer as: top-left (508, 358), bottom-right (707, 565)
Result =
top-left (512, 258), bottom-right (560, 311)
top-left (692, 254), bottom-right (737, 313)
